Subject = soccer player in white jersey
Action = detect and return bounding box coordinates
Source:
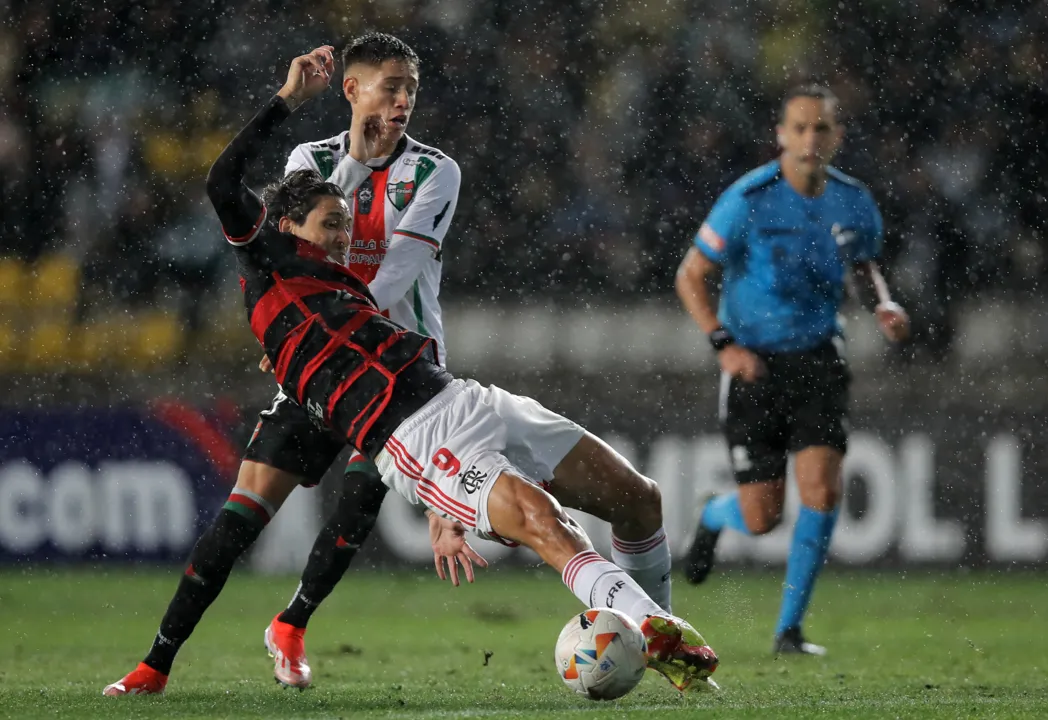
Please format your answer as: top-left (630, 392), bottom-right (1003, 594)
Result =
top-left (283, 47), bottom-right (457, 361)
top-left (103, 34), bottom-right (469, 697)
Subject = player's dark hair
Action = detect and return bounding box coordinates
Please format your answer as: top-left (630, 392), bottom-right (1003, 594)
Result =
top-left (262, 170), bottom-right (345, 225)
top-left (341, 32), bottom-right (419, 70)
top-left (779, 84), bottom-right (839, 122)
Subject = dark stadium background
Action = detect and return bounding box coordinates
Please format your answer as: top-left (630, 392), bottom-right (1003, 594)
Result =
top-left (2, 0), bottom-right (1046, 570)
top-left (3, 2), bottom-right (1048, 718)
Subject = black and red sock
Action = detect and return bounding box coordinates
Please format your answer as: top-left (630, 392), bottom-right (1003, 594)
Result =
top-left (143, 491), bottom-right (273, 675)
top-left (278, 468), bottom-right (387, 628)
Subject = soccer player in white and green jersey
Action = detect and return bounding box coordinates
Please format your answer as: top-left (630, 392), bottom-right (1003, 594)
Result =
top-left (283, 43), bottom-right (459, 362)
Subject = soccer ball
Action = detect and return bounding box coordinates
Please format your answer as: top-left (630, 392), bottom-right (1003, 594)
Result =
top-left (554, 608), bottom-right (648, 700)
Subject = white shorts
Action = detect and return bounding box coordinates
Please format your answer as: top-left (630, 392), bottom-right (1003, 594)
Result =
top-left (375, 379), bottom-right (585, 543)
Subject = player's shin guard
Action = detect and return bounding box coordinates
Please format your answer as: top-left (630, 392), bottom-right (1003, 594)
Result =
top-left (776, 504), bottom-right (839, 636)
top-left (561, 550), bottom-right (663, 625)
top-left (278, 468), bottom-right (388, 628)
top-left (611, 527), bottom-right (672, 613)
top-left (143, 492), bottom-right (273, 674)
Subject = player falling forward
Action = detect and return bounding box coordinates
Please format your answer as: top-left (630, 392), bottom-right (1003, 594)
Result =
top-left (103, 34), bottom-right (469, 696)
top-left (209, 47), bottom-right (716, 691)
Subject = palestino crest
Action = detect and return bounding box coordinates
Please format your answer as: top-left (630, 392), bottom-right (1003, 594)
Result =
top-left (387, 179), bottom-right (415, 211)
top-left (388, 157), bottom-right (436, 211)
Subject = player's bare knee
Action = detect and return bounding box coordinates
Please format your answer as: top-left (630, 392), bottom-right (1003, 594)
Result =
top-left (805, 484), bottom-right (840, 512)
top-left (629, 474), bottom-right (663, 529)
top-left (599, 458), bottom-right (662, 530)
top-left (745, 508), bottom-right (783, 535)
top-left (234, 461), bottom-right (299, 510)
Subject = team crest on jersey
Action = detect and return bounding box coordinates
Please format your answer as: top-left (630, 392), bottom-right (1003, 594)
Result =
top-left (458, 465), bottom-right (488, 495)
top-left (388, 156), bottom-right (437, 211)
top-left (387, 179), bottom-right (415, 211)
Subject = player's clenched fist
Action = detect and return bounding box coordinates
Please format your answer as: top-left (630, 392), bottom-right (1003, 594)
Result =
top-left (875, 301), bottom-right (910, 343)
top-left (277, 46), bottom-right (336, 111)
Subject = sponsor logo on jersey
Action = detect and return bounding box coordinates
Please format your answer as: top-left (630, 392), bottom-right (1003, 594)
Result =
top-left (459, 465), bottom-right (488, 494)
top-left (832, 223), bottom-right (856, 247)
top-left (306, 399), bottom-right (326, 429)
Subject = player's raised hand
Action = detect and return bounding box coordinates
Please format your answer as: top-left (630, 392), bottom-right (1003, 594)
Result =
top-left (348, 113), bottom-right (387, 164)
top-left (875, 301), bottom-right (910, 343)
top-left (277, 46), bottom-right (336, 111)
top-left (428, 511), bottom-right (489, 587)
top-left (718, 345), bottom-right (767, 383)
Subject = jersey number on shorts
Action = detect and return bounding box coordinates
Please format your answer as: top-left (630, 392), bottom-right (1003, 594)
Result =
top-left (432, 447), bottom-right (461, 477)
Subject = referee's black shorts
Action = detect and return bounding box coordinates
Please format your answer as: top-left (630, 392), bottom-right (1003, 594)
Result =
top-left (720, 340), bottom-right (850, 485)
top-left (242, 391), bottom-right (345, 488)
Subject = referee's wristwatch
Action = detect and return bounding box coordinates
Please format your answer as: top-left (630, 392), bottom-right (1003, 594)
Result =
top-left (708, 326), bottom-right (735, 352)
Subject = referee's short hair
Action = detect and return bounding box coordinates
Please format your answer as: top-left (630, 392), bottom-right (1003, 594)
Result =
top-left (779, 84), bottom-right (839, 122)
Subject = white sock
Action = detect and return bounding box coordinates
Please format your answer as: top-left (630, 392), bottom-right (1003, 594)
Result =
top-left (612, 527), bottom-right (672, 613)
top-left (561, 550), bottom-right (663, 625)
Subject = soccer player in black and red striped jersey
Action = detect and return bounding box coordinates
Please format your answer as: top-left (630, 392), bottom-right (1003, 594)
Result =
top-left (104, 36), bottom-right (467, 696)
top-left (104, 47), bottom-right (720, 696)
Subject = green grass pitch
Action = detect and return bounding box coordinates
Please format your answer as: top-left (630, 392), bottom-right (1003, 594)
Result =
top-left (0, 567), bottom-right (1045, 719)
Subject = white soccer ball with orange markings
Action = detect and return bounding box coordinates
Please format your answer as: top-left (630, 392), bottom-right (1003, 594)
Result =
top-left (554, 608), bottom-right (648, 700)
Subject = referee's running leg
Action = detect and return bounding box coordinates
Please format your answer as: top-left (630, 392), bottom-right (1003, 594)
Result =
top-left (686, 347), bottom-right (848, 656)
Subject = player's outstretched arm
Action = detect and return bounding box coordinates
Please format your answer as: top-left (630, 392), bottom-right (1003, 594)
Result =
top-left (205, 47), bottom-right (336, 239)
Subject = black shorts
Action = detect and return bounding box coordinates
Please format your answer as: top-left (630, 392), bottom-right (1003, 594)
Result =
top-left (242, 390), bottom-right (347, 487)
top-left (721, 341), bottom-right (850, 484)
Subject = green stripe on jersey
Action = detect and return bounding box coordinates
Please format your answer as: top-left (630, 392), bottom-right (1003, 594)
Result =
top-left (396, 230), bottom-right (440, 249)
top-left (311, 149), bottom-right (335, 179)
top-left (413, 280), bottom-right (428, 336)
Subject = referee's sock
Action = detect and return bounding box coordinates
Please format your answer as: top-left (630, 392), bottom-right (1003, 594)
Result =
top-left (776, 504), bottom-right (839, 636)
top-left (700, 491), bottom-right (751, 535)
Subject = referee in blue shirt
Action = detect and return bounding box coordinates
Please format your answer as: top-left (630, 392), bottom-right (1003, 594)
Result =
top-left (675, 85), bottom-right (910, 656)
